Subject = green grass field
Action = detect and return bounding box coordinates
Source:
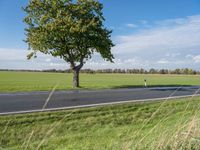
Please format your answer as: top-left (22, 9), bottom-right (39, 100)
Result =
top-left (1, 97), bottom-right (200, 149)
top-left (0, 71), bottom-right (200, 92)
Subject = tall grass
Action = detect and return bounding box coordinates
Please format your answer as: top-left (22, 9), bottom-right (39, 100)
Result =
top-left (1, 72), bottom-right (200, 149)
top-left (0, 91), bottom-right (200, 149)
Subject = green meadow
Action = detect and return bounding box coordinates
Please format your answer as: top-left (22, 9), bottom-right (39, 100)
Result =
top-left (1, 71), bottom-right (200, 149)
top-left (1, 97), bottom-right (200, 149)
top-left (0, 71), bottom-right (200, 92)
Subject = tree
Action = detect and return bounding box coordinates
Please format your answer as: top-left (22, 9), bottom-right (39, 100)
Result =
top-left (23, 0), bottom-right (114, 88)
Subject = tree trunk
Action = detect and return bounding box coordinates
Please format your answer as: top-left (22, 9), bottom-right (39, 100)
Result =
top-left (73, 68), bottom-right (80, 88)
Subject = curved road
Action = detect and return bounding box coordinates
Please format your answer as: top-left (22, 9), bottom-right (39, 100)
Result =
top-left (0, 86), bottom-right (200, 115)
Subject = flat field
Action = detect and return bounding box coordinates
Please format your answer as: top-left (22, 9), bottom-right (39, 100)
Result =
top-left (0, 71), bottom-right (200, 92)
top-left (1, 97), bottom-right (200, 149)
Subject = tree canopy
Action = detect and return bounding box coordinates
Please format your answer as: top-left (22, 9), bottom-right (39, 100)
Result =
top-left (23, 0), bottom-right (114, 87)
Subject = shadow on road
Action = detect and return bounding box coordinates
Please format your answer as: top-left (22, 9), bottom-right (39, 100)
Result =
top-left (111, 85), bottom-right (193, 89)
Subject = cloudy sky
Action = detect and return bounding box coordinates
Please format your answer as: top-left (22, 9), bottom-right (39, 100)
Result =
top-left (1, 0), bottom-right (200, 70)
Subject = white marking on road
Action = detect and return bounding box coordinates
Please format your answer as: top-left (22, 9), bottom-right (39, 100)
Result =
top-left (42, 83), bottom-right (59, 110)
top-left (0, 94), bottom-right (199, 116)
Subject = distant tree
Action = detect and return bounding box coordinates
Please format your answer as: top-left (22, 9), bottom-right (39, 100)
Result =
top-left (174, 69), bottom-right (181, 74)
top-left (192, 70), bottom-right (197, 75)
top-left (23, 0), bottom-right (114, 88)
top-left (149, 68), bottom-right (157, 74)
top-left (159, 69), bottom-right (168, 74)
top-left (139, 68), bottom-right (145, 74)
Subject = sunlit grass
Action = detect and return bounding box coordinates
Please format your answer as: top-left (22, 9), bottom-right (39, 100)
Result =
top-left (1, 97), bottom-right (200, 149)
top-left (0, 71), bottom-right (200, 92)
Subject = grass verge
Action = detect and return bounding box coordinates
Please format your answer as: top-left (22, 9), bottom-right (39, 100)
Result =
top-left (1, 97), bottom-right (200, 149)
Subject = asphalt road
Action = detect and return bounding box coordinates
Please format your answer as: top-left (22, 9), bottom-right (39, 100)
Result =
top-left (0, 86), bottom-right (200, 115)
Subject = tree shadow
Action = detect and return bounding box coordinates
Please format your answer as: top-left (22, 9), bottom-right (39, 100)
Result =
top-left (70, 85), bottom-right (199, 92)
top-left (111, 84), bottom-right (194, 89)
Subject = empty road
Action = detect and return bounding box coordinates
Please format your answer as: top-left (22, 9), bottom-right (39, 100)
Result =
top-left (0, 86), bottom-right (200, 115)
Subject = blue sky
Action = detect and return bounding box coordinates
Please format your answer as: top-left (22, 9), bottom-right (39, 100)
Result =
top-left (1, 0), bottom-right (200, 70)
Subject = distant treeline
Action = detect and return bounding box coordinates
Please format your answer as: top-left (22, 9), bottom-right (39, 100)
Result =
top-left (0, 68), bottom-right (200, 75)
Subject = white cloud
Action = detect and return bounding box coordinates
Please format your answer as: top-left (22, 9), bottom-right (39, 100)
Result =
top-left (84, 57), bottom-right (150, 69)
top-left (186, 54), bottom-right (200, 63)
top-left (124, 58), bottom-right (137, 64)
top-left (45, 58), bottom-right (51, 62)
top-left (50, 62), bottom-right (65, 67)
top-left (140, 20), bottom-right (148, 25)
top-left (115, 15), bottom-right (200, 52)
top-left (126, 23), bottom-right (138, 28)
top-left (0, 48), bottom-right (28, 61)
top-left (186, 54), bottom-right (193, 58)
top-left (0, 48), bottom-right (68, 70)
top-left (111, 15), bottom-right (200, 69)
top-left (155, 18), bottom-right (188, 26)
top-left (1, 15), bottom-right (200, 70)
top-left (157, 59), bottom-right (169, 64)
top-left (185, 54), bottom-right (199, 61)
top-left (192, 55), bottom-right (200, 63)
top-left (165, 53), bottom-right (180, 58)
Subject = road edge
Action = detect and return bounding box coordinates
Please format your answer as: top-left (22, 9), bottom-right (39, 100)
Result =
top-left (0, 94), bottom-right (199, 116)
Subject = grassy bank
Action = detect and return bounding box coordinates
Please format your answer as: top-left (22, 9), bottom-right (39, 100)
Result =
top-left (0, 71), bottom-right (200, 92)
top-left (1, 97), bottom-right (200, 149)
